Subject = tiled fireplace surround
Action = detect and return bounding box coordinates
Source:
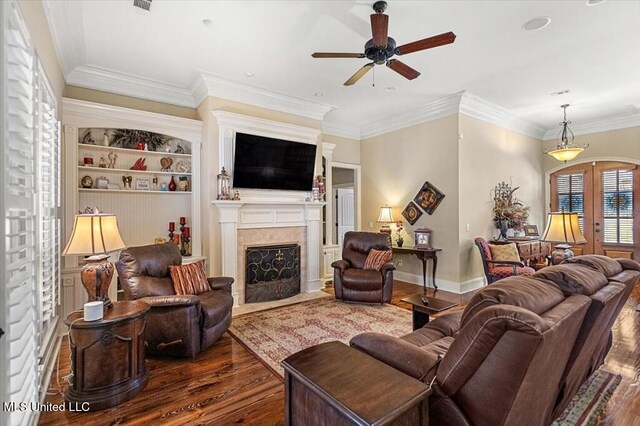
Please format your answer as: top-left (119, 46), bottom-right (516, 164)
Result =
top-left (212, 201), bottom-right (324, 309)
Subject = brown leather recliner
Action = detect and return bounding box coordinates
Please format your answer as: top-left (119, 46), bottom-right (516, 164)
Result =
top-left (331, 231), bottom-right (395, 304)
top-left (535, 255), bottom-right (640, 418)
top-left (351, 276), bottom-right (591, 426)
top-left (115, 243), bottom-right (234, 358)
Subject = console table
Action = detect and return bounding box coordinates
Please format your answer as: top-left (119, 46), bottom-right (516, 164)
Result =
top-left (392, 246), bottom-right (441, 293)
top-left (64, 301), bottom-right (150, 411)
top-left (282, 341), bottom-right (431, 425)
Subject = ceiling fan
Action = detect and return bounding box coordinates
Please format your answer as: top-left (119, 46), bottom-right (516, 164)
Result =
top-left (312, 1), bottom-right (456, 86)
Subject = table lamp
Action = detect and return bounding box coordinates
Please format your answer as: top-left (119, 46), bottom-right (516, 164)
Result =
top-left (540, 211), bottom-right (586, 265)
top-left (63, 211), bottom-right (126, 308)
top-left (377, 205), bottom-right (395, 234)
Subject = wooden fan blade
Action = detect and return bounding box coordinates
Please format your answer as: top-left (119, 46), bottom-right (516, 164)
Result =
top-left (312, 52), bottom-right (366, 58)
top-left (395, 31), bottom-right (456, 55)
top-left (386, 59), bottom-right (420, 80)
top-left (371, 13), bottom-right (389, 47)
top-left (344, 63), bottom-right (375, 86)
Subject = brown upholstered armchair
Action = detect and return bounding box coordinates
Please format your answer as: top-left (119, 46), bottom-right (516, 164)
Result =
top-left (331, 231), bottom-right (395, 304)
top-left (474, 237), bottom-right (535, 284)
top-left (115, 243), bottom-right (233, 358)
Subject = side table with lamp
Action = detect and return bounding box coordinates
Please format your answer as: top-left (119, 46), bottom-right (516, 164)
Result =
top-left (540, 211), bottom-right (587, 265)
top-left (62, 209), bottom-right (150, 410)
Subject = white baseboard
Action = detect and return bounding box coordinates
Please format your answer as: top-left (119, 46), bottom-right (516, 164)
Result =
top-left (394, 271), bottom-right (485, 294)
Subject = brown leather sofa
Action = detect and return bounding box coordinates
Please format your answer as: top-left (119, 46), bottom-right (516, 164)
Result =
top-left (331, 231), bottom-right (395, 304)
top-left (115, 243), bottom-right (234, 358)
top-left (349, 256), bottom-right (640, 425)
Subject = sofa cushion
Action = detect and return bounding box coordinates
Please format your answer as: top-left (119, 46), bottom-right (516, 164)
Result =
top-left (616, 258), bottom-right (640, 272)
top-left (533, 264), bottom-right (608, 296)
top-left (461, 276), bottom-right (564, 327)
top-left (609, 270), bottom-right (640, 288)
top-left (364, 249), bottom-right (392, 271)
top-left (488, 243), bottom-right (520, 262)
top-left (342, 268), bottom-right (383, 291)
top-left (199, 291), bottom-right (234, 329)
top-left (169, 260), bottom-right (210, 295)
top-left (564, 255), bottom-right (623, 277)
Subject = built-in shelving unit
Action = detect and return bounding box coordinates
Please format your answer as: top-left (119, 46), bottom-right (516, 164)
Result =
top-left (62, 98), bottom-right (203, 315)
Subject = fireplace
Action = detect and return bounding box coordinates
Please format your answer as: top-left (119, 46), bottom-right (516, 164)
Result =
top-left (245, 243), bottom-right (301, 303)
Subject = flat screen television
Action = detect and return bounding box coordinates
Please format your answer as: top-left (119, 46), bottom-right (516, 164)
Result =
top-left (232, 132), bottom-right (317, 191)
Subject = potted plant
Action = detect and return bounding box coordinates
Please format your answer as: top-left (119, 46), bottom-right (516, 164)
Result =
top-left (492, 182), bottom-right (530, 241)
top-left (395, 220), bottom-right (405, 247)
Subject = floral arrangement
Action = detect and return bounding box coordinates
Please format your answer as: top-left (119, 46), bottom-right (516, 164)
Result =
top-left (395, 220), bottom-right (405, 246)
top-left (109, 129), bottom-right (166, 151)
top-left (492, 181), bottom-right (529, 231)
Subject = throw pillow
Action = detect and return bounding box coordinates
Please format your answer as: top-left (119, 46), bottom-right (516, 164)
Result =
top-left (364, 249), bottom-right (392, 271)
top-left (488, 243), bottom-right (520, 262)
top-left (169, 260), bottom-right (210, 295)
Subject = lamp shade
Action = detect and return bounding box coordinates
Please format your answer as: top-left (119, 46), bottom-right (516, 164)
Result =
top-left (540, 212), bottom-right (586, 244)
top-left (547, 147), bottom-right (584, 163)
top-left (377, 206), bottom-right (395, 223)
top-left (63, 214), bottom-right (126, 256)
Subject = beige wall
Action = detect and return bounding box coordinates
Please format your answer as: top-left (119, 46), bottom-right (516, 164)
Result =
top-left (361, 114), bottom-right (461, 286)
top-left (323, 134), bottom-right (361, 164)
top-left (64, 86), bottom-right (198, 120)
top-left (458, 115), bottom-right (545, 282)
top-left (332, 167), bottom-right (355, 186)
top-left (17, 0), bottom-right (64, 108)
top-left (542, 126), bottom-right (640, 172)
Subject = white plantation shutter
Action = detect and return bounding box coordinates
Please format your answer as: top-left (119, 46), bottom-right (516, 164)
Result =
top-left (1, 1), bottom-right (39, 425)
top-left (2, 2), bottom-right (61, 425)
top-left (602, 169), bottom-right (634, 244)
top-left (556, 172), bottom-right (585, 232)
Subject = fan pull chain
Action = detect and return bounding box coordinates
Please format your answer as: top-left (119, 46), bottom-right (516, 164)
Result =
top-left (372, 66), bottom-right (375, 87)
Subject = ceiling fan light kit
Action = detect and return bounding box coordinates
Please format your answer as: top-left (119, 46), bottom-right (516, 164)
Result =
top-left (311, 1), bottom-right (456, 86)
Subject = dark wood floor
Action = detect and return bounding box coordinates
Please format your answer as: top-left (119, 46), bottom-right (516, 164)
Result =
top-left (40, 281), bottom-right (640, 425)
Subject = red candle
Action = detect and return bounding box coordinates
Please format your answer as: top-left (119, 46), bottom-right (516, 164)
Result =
top-left (179, 217), bottom-right (186, 225)
top-left (168, 222), bottom-right (175, 232)
top-left (183, 227), bottom-right (190, 238)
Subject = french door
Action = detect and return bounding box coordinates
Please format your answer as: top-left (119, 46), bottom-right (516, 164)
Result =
top-left (551, 161), bottom-right (640, 260)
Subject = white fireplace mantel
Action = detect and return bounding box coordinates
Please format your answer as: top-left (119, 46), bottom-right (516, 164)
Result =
top-left (212, 200), bottom-right (325, 307)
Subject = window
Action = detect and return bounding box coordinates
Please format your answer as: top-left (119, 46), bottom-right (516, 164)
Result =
top-left (556, 172), bottom-right (584, 232)
top-left (602, 169), bottom-right (634, 244)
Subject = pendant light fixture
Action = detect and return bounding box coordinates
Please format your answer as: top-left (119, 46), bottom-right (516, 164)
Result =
top-left (545, 104), bottom-right (589, 163)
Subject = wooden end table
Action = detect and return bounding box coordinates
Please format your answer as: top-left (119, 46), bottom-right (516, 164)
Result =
top-left (64, 300), bottom-right (150, 411)
top-left (401, 295), bottom-right (458, 330)
top-left (392, 246), bottom-right (441, 293)
top-left (282, 341), bottom-right (431, 425)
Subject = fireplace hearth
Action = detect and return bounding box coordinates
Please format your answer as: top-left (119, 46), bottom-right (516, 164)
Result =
top-left (245, 243), bottom-right (301, 303)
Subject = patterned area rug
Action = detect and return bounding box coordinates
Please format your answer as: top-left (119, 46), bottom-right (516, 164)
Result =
top-left (228, 297), bottom-right (412, 378)
top-left (552, 369), bottom-right (622, 426)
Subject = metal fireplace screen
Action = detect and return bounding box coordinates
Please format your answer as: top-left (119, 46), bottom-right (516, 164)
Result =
top-left (245, 243), bottom-right (301, 303)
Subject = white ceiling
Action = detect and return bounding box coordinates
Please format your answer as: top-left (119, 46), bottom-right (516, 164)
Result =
top-left (44, 0), bottom-right (640, 135)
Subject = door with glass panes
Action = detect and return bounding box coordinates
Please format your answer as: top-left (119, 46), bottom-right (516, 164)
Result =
top-left (551, 161), bottom-right (639, 260)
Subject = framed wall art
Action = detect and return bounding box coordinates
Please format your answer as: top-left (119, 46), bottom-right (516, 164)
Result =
top-left (401, 201), bottom-right (423, 226)
top-left (413, 181), bottom-right (445, 215)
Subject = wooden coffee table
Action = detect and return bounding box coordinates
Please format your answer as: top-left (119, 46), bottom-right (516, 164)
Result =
top-left (282, 341), bottom-right (431, 425)
top-left (401, 294), bottom-right (457, 330)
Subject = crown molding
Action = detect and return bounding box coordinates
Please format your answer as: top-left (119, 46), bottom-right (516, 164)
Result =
top-left (322, 121), bottom-right (361, 140)
top-left (359, 92), bottom-right (462, 139)
top-left (459, 92), bottom-right (546, 140)
top-left (66, 65), bottom-right (197, 108)
top-left (211, 110), bottom-right (321, 143)
top-left (199, 72), bottom-right (335, 121)
top-left (542, 112), bottom-right (640, 141)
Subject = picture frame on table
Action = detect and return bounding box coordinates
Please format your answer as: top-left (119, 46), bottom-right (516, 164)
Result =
top-left (524, 224), bottom-right (539, 237)
top-left (414, 228), bottom-right (433, 249)
top-left (413, 181), bottom-right (445, 215)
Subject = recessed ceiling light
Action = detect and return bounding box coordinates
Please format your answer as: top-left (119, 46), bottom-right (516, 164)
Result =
top-left (314, 92), bottom-right (323, 97)
top-left (385, 86), bottom-right (396, 92)
top-left (522, 16), bottom-right (551, 31)
top-left (586, 0), bottom-right (606, 5)
top-left (245, 72), bottom-right (254, 78)
top-left (202, 18), bottom-right (214, 28)
top-left (551, 89), bottom-right (571, 96)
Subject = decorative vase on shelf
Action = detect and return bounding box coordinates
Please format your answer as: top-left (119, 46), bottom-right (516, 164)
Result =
top-left (396, 237), bottom-right (404, 247)
top-left (498, 220), bottom-right (509, 241)
top-left (168, 176), bottom-right (177, 191)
